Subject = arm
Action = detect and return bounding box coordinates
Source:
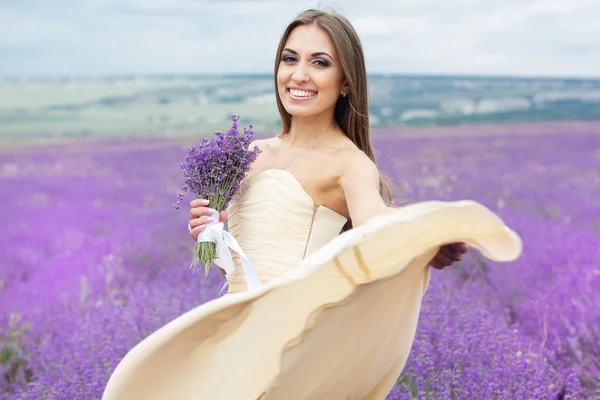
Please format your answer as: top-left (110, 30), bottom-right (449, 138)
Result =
top-left (339, 150), bottom-right (468, 268)
top-left (338, 151), bottom-right (393, 227)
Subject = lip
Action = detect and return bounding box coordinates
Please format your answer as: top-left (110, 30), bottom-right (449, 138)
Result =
top-left (287, 86), bottom-right (317, 93)
top-left (286, 86), bottom-right (318, 102)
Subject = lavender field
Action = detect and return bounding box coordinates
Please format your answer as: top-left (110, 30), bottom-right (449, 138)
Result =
top-left (1, 121), bottom-right (599, 399)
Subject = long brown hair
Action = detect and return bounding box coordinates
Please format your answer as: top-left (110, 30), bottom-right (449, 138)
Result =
top-left (273, 9), bottom-right (395, 210)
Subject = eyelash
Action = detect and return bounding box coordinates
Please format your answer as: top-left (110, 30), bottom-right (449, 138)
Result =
top-left (281, 55), bottom-right (329, 67)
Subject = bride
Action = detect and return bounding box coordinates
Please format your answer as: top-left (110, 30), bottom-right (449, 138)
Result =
top-left (189, 9), bottom-right (468, 292)
top-left (103, 9), bottom-right (521, 400)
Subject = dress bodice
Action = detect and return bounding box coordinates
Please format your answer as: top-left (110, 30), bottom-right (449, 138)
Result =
top-left (225, 169), bottom-right (348, 293)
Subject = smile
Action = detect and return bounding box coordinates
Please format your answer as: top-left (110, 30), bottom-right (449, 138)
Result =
top-left (287, 88), bottom-right (317, 100)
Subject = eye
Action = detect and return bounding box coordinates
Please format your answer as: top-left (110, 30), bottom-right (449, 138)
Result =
top-left (281, 55), bottom-right (297, 63)
top-left (313, 58), bottom-right (329, 67)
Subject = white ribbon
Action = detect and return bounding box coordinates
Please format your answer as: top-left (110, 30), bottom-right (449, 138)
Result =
top-left (196, 211), bottom-right (263, 291)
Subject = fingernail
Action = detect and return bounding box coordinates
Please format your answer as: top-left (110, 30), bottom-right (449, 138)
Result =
top-left (206, 217), bottom-right (213, 222)
top-left (200, 199), bottom-right (209, 205)
top-left (207, 208), bottom-right (216, 213)
top-left (198, 224), bottom-right (205, 229)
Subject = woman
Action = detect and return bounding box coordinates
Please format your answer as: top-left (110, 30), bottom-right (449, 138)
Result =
top-left (189, 9), bottom-right (467, 294)
top-left (103, 9), bottom-right (520, 400)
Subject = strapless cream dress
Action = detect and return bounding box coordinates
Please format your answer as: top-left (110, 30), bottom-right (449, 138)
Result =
top-left (103, 169), bottom-right (522, 400)
top-left (225, 169), bottom-right (349, 293)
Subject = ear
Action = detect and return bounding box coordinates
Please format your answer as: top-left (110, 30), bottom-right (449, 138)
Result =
top-left (340, 81), bottom-right (350, 97)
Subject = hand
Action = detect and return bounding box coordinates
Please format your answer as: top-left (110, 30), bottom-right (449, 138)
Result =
top-left (188, 199), bottom-right (228, 242)
top-left (429, 242), bottom-right (468, 270)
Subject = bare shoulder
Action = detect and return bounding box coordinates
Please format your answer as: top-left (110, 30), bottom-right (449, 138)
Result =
top-left (333, 141), bottom-right (388, 226)
top-left (336, 143), bottom-right (380, 184)
top-left (248, 138), bottom-right (269, 151)
top-left (248, 136), bottom-right (282, 172)
top-left (249, 136), bottom-right (281, 153)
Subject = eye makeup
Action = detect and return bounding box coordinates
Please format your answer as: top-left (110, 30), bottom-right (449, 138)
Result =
top-left (280, 49), bottom-right (332, 67)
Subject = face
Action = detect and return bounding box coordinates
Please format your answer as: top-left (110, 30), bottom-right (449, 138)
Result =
top-left (276, 24), bottom-right (347, 119)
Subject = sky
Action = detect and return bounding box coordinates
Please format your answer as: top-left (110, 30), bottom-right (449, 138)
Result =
top-left (1, 0), bottom-right (600, 78)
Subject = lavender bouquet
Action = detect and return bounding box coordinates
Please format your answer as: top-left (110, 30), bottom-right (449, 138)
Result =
top-left (174, 115), bottom-right (261, 275)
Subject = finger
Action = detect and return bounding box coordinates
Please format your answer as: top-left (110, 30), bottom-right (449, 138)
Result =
top-left (449, 242), bottom-right (468, 253)
top-left (189, 224), bottom-right (206, 241)
top-left (442, 246), bottom-right (462, 262)
top-left (430, 259), bottom-right (444, 270)
top-left (189, 198), bottom-right (210, 208)
top-left (189, 215), bottom-right (214, 229)
top-left (219, 210), bottom-right (228, 223)
top-left (190, 206), bottom-right (217, 218)
top-left (435, 252), bottom-right (454, 267)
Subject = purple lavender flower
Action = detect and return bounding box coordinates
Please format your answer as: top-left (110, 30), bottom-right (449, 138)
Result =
top-left (174, 115), bottom-right (261, 274)
top-left (1, 123), bottom-right (598, 398)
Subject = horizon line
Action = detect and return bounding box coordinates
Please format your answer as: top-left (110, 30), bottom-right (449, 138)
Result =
top-left (2, 71), bottom-right (600, 82)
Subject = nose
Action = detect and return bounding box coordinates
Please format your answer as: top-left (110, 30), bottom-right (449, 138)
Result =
top-left (291, 62), bottom-right (310, 83)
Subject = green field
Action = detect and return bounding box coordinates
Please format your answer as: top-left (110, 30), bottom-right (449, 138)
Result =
top-left (1, 74), bottom-right (600, 142)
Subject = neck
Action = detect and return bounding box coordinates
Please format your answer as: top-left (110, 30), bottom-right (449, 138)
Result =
top-left (286, 110), bottom-right (339, 147)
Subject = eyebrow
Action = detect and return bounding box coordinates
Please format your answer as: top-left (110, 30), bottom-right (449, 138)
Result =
top-left (282, 48), bottom-right (334, 61)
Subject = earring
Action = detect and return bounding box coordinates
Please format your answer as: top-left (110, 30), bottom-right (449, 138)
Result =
top-left (342, 91), bottom-right (347, 97)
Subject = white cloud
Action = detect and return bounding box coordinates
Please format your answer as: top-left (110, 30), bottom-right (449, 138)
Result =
top-left (353, 16), bottom-right (432, 37)
top-left (1, 0), bottom-right (599, 77)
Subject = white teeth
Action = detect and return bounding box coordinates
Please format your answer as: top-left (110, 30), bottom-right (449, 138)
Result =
top-left (289, 89), bottom-right (316, 98)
